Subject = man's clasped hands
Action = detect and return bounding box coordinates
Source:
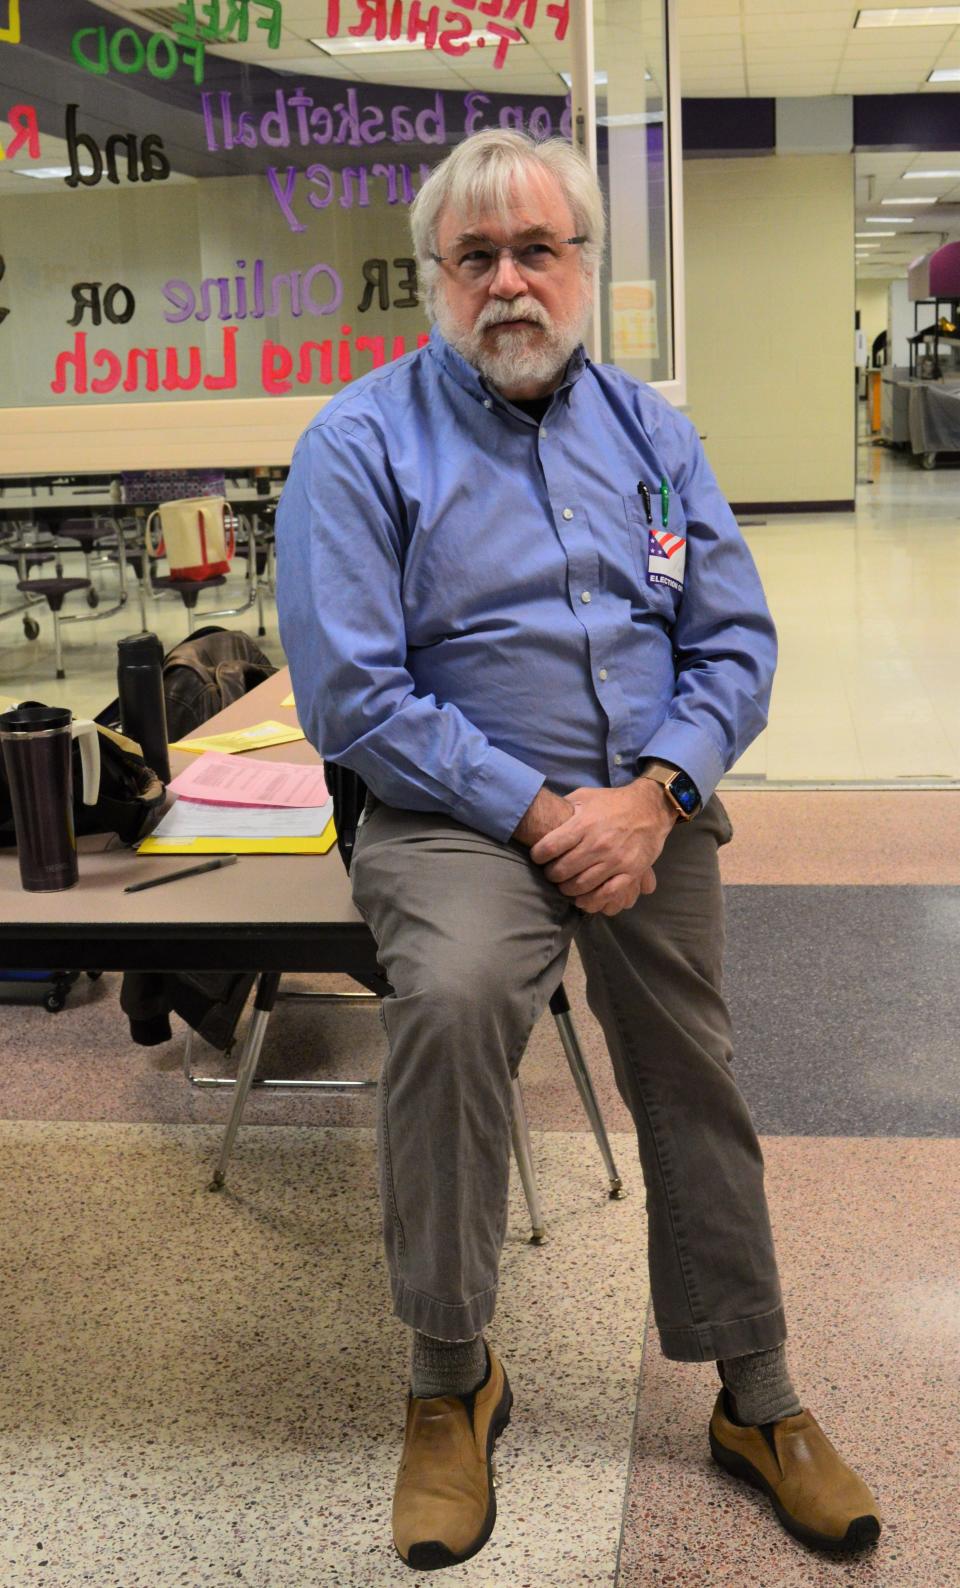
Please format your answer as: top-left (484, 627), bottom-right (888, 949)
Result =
top-left (513, 779), bottom-right (676, 918)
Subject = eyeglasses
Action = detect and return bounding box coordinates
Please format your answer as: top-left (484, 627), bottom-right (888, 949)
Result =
top-left (430, 236), bottom-right (587, 286)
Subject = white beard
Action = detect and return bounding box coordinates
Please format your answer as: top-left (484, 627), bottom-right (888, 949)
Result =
top-left (432, 284), bottom-right (592, 394)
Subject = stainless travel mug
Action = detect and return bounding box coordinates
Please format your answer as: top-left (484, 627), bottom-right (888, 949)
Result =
top-left (0, 705), bottom-right (100, 891)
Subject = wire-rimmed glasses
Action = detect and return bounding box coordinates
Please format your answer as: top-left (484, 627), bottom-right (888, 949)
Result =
top-left (430, 235), bottom-right (587, 287)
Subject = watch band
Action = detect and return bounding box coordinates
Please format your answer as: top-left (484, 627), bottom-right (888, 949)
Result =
top-left (639, 760), bottom-right (702, 821)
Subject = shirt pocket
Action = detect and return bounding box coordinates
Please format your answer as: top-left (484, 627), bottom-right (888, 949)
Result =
top-left (620, 494), bottom-right (688, 618)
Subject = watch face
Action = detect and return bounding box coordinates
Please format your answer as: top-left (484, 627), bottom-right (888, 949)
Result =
top-left (669, 772), bottom-right (701, 815)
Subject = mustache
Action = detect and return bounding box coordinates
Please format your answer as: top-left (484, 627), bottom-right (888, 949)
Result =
top-left (474, 297), bottom-right (552, 333)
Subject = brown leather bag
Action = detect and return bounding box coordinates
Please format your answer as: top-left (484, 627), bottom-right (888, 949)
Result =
top-left (161, 626), bottom-right (277, 741)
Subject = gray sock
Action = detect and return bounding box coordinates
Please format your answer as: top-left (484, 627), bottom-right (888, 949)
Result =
top-left (720, 1343), bottom-right (803, 1426)
top-left (411, 1332), bottom-right (488, 1400)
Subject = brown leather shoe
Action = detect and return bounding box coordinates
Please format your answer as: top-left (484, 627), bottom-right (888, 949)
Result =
top-left (709, 1391), bottom-right (881, 1552)
top-left (392, 1348), bottom-right (512, 1571)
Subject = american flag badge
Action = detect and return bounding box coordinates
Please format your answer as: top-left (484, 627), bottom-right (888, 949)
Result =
top-left (647, 528), bottom-right (686, 592)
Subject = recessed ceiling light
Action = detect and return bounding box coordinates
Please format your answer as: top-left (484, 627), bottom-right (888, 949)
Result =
top-left (903, 168), bottom-right (960, 178)
top-left (310, 31), bottom-right (522, 54)
top-left (881, 196), bottom-right (939, 204)
top-left (598, 112), bottom-right (664, 127)
top-left (559, 70), bottom-right (608, 87)
top-left (928, 67), bottom-right (960, 80)
top-left (857, 230), bottom-right (896, 236)
top-left (866, 214), bottom-right (914, 222)
top-left (14, 165), bottom-right (78, 179)
top-left (856, 7), bottom-right (960, 26)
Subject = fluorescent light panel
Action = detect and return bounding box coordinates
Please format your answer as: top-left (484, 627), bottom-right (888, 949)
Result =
top-left (881, 196), bottom-right (938, 204)
top-left (559, 69), bottom-right (653, 87)
top-left (903, 169), bottom-right (960, 178)
top-left (928, 67), bottom-right (960, 80)
top-left (857, 229), bottom-right (896, 235)
top-left (14, 165), bottom-right (80, 179)
top-left (311, 31), bottom-right (521, 54)
top-left (598, 112), bottom-right (664, 127)
top-left (856, 7), bottom-right (960, 26)
top-left (865, 214), bottom-right (914, 222)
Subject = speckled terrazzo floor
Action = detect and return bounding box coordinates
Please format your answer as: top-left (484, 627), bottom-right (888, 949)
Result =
top-left (0, 1122), bottom-right (646, 1588)
top-left (619, 1138), bottom-right (960, 1588)
top-left (2, 790), bottom-right (960, 1586)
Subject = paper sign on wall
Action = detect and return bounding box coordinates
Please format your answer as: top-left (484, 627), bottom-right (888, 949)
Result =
top-left (611, 280), bottom-right (659, 361)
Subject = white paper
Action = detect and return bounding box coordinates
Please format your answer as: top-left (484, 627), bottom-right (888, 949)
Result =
top-left (150, 797), bottom-right (333, 841)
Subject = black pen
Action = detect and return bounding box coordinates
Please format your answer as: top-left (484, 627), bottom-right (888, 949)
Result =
top-left (637, 481), bottom-right (653, 524)
top-left (125, 855), bottom-right (239, 894)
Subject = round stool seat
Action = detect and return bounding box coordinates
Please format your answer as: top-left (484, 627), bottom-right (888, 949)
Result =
top-left (58, 519), bottom-right (104, 547)
top-left (1, 551), bottom-right (56, 572)
top-left (16, 576), bottom-right (91, 613)
top-left (152, 574), bottom-right (226, 608)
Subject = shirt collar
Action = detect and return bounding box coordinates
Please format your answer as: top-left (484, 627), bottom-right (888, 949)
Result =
top-left (426, 323), bottom-right (589, 413)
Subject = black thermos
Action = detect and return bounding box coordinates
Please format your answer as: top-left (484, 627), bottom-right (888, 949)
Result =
top-left (117, 632), bottom-right (171, 785)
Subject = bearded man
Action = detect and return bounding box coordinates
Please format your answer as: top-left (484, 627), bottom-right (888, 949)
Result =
top-left (276, 128), bottom-right (881, 1572)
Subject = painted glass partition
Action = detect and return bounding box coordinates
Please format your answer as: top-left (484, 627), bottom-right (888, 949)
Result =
top-left (0, 1), bottom-right (679, 426)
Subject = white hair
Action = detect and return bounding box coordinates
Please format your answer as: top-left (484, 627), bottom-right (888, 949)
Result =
top-left (410, 128), bottom-right (605, 307)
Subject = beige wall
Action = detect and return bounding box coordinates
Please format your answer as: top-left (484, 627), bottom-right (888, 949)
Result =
top-left (683, 154), bottom-right (855, 505)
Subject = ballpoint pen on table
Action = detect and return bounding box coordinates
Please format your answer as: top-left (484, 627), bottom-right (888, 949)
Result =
top-left (637, 481), bottom-right (652, 524)
top-left (124, 855), bottom-right (239, 894)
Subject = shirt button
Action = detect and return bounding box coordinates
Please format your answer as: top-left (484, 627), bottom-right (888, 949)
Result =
top-left (483, 399), bottom-right (492, 409)
top-left (614, 753), bottom-right (623, 766)
top-left (598, 668), bottom-right (608, 681)
top-left (562, 508), bottom-right (574, 520)
top-left (540, 427), bottom-right (548, 438)
top-left (580, 591), bottom-right (591, 604)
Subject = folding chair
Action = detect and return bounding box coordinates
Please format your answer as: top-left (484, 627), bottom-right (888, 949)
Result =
top-left (196, 764), bottom-right (626, 1242)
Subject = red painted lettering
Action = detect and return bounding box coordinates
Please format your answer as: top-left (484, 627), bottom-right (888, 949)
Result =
top-left (90, 348), bottom-right (122, 393)
top-left (503, 0), bottom-right (537, 23)
top-left (51, 332), bottom-right (89, 394)
top-left (439, 11), bottom-right (471, 54)
top-left (6, 103), bottom-right (39, 159)
top-left (488, 20), bottom-right (521, 66)
top-left (348, 0), bottom-right (387, 40)
top-left (204, 325), bottom-right (238, 388)
top-left (126, 347), bottom-right (160, 391)
top-left (406, 2), bottom-right (439, 47)
top-left (546, 0), bottom-right (567, 41)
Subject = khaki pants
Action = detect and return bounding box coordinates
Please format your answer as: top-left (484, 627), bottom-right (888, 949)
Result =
top-left (350, 795), bottom-right (786, 1362)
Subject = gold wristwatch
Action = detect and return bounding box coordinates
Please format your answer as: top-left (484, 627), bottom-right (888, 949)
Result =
top-left (639, 759), bottom-right (702, 821)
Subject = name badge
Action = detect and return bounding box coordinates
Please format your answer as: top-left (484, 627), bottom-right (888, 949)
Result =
top-left (647, 528), bottom-right (686, 593)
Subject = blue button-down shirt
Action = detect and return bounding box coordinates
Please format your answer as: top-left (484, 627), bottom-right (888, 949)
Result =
top-left (276, 326), bottom-right (776, 844)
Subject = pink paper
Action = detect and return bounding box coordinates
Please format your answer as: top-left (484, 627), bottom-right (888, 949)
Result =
top-left (168, 751), bottom-right (329, 808)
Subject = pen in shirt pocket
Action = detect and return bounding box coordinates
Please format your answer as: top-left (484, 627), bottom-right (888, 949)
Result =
top-left (637, 481), bottom-right (652, 524)
top-left (660, 478), bottom-right (670, 527)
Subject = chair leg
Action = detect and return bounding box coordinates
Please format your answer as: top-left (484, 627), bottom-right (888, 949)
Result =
top-left (549, 983), bottom-right (625, 1199)
top-left (511, 1077), bottom-right (546, 1244)
top-left (208, 971), bottom-right (281, 1191)
top-left (53, 609), bottom-right (65, 680)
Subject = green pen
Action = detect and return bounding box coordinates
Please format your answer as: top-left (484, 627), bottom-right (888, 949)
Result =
top-left (659, 478), bottom-right (670, 528)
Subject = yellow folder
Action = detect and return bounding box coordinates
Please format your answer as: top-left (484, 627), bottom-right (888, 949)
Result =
top-left (169, 721), bottom-right (305, 754)
top-left (138, 817), bottom-right (338, 856)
